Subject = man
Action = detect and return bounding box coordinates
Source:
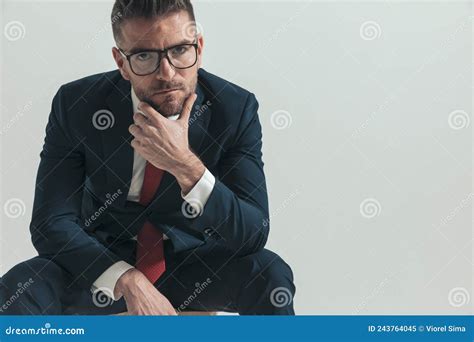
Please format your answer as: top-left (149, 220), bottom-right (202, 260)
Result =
top-left (0, 0), bottom-right (295, 315)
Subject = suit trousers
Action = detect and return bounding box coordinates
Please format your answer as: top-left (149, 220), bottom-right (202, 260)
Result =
top-left (0, 241), bottom-right (295, 315)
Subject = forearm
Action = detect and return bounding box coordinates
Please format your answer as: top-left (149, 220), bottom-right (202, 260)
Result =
top-left (157, 178), bottom-right (270, 255)
top-left (31, 216), bottom-right (122, 289)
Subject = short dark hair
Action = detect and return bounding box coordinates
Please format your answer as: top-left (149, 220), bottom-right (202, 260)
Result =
top-left (111, 0), bottom-right (196, 44)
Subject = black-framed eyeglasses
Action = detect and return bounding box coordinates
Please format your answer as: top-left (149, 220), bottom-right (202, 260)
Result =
top-left (118, 41), bottom-right (198, 76)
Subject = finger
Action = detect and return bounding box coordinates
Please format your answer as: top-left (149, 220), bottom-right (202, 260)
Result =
top-left (133, 111), bottom-right (149, 126)
top-left (133, 113), bottom-right (157, 138)
top-left (130, 138), bottom-right (141, 149)
top-left (129, 123), bottom-right (142, 137)
top-left (178, 93), bottom-right (198, 124)
top-left (137, 101), bottom-right (163, 127)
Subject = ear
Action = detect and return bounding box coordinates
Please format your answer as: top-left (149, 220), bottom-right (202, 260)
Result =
top-left (112, 47), bottom-right (131, 81)
top-left (196, 34), bottom-right (204, 68)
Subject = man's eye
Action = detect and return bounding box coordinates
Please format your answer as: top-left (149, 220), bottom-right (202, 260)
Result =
top-left (136, 52), bottom-right (151, 61)
top-left (170, 46), bottom-right (188, 56)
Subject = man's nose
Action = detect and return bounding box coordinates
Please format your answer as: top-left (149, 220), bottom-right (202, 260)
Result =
top-left (155, 56), bottom-right (175, 81)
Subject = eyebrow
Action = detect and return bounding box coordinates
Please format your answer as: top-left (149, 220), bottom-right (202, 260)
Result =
top-left (126, 39), bottom-right (195, 54)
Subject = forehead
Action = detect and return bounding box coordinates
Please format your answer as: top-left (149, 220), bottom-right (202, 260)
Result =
top-left (120, 11), bottom-right (192, 50)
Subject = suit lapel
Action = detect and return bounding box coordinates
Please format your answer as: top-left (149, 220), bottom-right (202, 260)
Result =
top-left (102, 77), bottom-right (134, 207)
top-left (187, 78), bottom-right (212, 158)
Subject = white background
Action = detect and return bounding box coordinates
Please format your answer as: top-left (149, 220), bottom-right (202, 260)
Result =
top-left (1, 0), bottom-right (472, 314)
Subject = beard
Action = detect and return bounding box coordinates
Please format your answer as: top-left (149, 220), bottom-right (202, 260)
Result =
top-left (134, 75), bottom-right (197, 118)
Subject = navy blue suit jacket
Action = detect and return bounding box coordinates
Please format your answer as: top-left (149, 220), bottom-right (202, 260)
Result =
top-left (30, 68), bottom-right (269, 289)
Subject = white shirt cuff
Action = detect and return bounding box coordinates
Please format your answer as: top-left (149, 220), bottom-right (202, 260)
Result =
top-left (91, 261), bottom-right (135, 301)
top-left (181, 168), bottom-right (215, 215)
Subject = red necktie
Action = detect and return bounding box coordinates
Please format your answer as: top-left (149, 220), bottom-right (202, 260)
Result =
top-left (135, 162), bottom-right (166, 284)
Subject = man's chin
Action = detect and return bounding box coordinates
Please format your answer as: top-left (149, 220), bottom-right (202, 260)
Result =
top-left (149, 97), bottom-right (183, 117)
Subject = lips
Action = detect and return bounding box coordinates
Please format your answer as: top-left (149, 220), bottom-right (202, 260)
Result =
top-left (156, 88), bottom-right (179, 94)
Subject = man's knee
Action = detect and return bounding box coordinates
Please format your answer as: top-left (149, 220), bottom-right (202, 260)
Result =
top-left (237, 249), bottom-right (295, 296)
top-left (230, 249), bottom-right (295, 314)
top-left (2, 257), bottom-right (61, 287)
top-left (0, 257), bottom-right (66, 315)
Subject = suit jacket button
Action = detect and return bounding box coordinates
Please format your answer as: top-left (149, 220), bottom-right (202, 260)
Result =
top-left (204, 227), bottom-right (214, 236)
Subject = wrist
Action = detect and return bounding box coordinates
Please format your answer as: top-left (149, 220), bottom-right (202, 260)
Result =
top-left (172, 152), bottom-right (205, 195)
top-left (115, 268), bottom-right (142, 298)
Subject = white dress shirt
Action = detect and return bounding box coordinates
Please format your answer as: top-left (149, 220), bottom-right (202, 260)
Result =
top-left (91, 87), bottom-right (215, 300)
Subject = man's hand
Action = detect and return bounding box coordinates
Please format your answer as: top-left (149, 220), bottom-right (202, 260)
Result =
top-left (115, 268), bottom-right (177, 316)
top-left (129, 93), bottom-right (205, 195)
